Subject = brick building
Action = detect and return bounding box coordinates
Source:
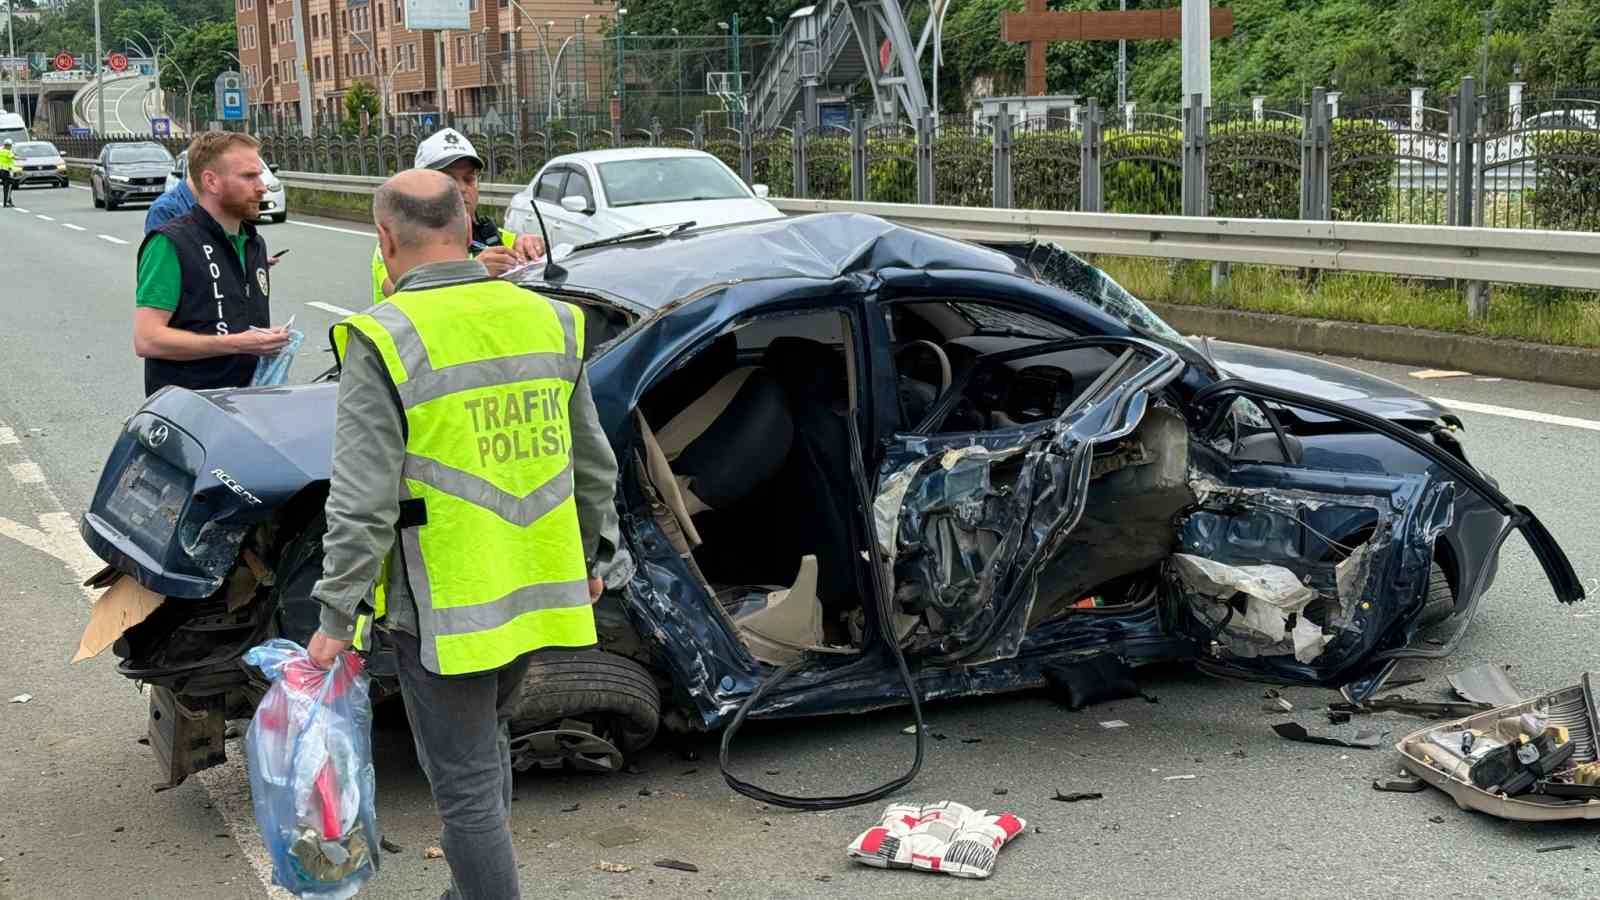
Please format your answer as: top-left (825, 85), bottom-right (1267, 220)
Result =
top-left (235, 0), bottom-right (614, 131)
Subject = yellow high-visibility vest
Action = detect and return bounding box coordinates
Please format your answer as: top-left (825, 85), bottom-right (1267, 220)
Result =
top-left (333, 276), bottom-right (596, 675)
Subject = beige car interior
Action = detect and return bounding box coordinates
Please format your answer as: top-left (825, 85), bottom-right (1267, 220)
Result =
top-left (633, 310), bottom-right (865, 665)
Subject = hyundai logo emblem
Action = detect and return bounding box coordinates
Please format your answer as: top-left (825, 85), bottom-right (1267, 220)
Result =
top-left (148, 424), bottom-right (169, 448)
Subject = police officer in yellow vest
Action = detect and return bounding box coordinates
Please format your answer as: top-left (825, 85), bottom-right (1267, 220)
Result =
top-left (370, 128), bottom-right (546, 304)
top-left (308, 169), bottom-right (619, 900)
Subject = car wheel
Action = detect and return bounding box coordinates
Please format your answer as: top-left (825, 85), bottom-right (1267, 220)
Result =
top-left (268, 513), bottom-right (327, 646)
top-left (92, 184), bottom-right (103, 208)
top-left (1417, 561), bottom-right (1455, 627)
top-left (509, 650), bottom-right (660, 756)
top-left (272, 212), bottom-right (287, 223)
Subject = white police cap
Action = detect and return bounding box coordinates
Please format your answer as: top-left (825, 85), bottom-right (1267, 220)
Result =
top-left (414, 128), bottom-right (483, 171)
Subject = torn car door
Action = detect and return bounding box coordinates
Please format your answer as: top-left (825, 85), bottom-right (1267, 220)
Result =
top-left (871, 338), bottom-right (1184, 668)
top-left (1180, 380), bottom-right (1584, 689)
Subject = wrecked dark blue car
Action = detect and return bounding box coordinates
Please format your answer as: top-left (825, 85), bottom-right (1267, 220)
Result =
top-left (81, 213), bottom-right (1584, 788)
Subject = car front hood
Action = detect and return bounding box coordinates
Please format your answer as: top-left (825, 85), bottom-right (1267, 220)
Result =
top-left (607, 198), bottom-right (783, 232)
top-left (1198, 339), bottom-right (1449, 424)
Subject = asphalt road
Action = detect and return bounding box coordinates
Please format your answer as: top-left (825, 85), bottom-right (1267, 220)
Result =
top-left (75, 75), bottom-right (160, 135)
top-left (1, 183), bottom-right (1598, 899)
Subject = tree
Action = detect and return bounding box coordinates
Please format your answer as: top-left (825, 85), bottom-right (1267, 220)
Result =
top-left (161, 21), bottom-right (237, 129)
top-left (342, 79), bottom-right (380, 134)
top-left (109, 4), bottom-right (179, 57)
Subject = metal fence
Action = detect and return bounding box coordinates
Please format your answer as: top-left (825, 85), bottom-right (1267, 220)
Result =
top-left (56, 76), bottom-right (1600, 235)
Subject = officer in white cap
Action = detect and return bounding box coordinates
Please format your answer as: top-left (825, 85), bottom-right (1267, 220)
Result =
top-left (369, 128), bottom-right (546, 303)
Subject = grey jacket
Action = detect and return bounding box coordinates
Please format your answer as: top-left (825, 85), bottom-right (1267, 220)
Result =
top-left (312, 258), bottom-right (620, 640)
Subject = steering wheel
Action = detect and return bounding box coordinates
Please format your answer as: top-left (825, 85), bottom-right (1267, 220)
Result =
top-left (895, 339), bottom-right (953, 395)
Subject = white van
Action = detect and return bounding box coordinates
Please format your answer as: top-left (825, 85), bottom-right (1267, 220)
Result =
top-left (0, 111), bottom-right (29, 144)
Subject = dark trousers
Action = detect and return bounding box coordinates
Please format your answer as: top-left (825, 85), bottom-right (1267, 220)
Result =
top-left (2, 173), bottom-right (12, 206)
top-left (393, 630), bottom-right (534, 900)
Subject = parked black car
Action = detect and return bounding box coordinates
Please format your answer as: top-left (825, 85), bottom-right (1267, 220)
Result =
top-left (79, 213), bottom-right (1583, 789)
top-left (90, 141), bottom-right (172, 210)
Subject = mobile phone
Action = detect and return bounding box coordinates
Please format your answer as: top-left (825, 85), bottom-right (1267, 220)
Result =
top-left (271, 248), bottom-right (290, 259)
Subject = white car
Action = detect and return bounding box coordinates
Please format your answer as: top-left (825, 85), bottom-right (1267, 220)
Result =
top-left (166, 149), bottom-right (288, 223)
top-left (504, 148), bottom-right (780, 248)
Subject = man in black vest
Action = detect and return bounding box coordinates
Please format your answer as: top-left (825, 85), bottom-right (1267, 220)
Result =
top-left (134, 131), bottom-right (288, 396)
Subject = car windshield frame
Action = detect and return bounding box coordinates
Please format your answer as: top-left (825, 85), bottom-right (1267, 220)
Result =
top-left (15, 143), bottom-right (58, 158)
top-left (108, 145), bottom-right (172, 165)
top-left (597, 156), bottom-right (750, 208)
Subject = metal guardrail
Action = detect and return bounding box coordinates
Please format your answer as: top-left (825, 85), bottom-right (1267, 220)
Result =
top-left (264, 171), bottom-right (1600, 291)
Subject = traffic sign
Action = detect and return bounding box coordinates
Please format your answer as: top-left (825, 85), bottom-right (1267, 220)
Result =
top-left (151, 117), bottom-right (171, 137)
top-left (108, 52), bottom-right (128, 73)
top-left (68, 126), bottom-right (90, 138)
top-left (421, 113), bottom-right (436, 130)
top-left (404, 0), bottom-right (469, 31)
top-left (214, 71), bottom-right (245, 121)
top-left (53, 51), bottom-right (75, 72)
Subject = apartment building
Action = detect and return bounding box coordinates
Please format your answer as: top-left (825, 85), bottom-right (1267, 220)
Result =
top-left (237, 0), bottom-right (614, 130)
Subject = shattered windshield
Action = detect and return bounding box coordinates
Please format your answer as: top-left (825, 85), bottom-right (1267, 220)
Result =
top-left (1016, 243), bottom-right (1185, 344)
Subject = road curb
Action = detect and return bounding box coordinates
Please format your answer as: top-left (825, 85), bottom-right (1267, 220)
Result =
top-left (1150, 302), bottom-right (1600, 390)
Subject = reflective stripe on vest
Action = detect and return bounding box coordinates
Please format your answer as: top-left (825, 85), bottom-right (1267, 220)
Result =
top-left (333, 278), bottom-right (595, 675)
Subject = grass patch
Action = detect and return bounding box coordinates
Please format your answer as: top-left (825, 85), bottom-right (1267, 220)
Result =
top-left (1096, 256), bottom-right (1600, 349)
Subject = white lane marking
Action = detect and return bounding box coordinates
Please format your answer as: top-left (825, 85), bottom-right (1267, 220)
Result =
top-left (11, 206), bottom-right (28, 213)
top-left (70, 185), bottom-right (90, 191)
top-left (8, 461), bottom-right (45, 484)
top-left (97, 234), bottom-right (129, 245)
top-left (1431, 397), bottom-right (1600, 434)
top-left (34, 214), bottom-right (54, 221)
top-left (305, 301), bottom-right (357, 317)
top-left (0, 415), bottom-right (285, 897)
top-left (62, 223), bottom-right (86, 231)
top-left (286, 220), bottom-right (373, 237)
top-left (0, 426), bottom-right (15, 445)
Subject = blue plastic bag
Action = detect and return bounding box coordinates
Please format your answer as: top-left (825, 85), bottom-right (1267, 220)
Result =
top-left (250, 327), bottom-right (306, 387)
top-left (243, 639), bottom-right (380, 899)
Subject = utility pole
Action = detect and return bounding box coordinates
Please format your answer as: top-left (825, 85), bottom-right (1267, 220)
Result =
top-left (1117, 0), bottom-right (1126, 112)
top-left (615, 8), bottom-right (626, 119)
top-left (7, 0), bottom-right (21, 117)
top-left (1480, 10), bottom-right (1493, 90)
top-left (1180, 0), bottom-right (1210, 109)
top-left (290, 0), bottom-right (313, 133)
top-left (94, 0), bottom-right (104, 133)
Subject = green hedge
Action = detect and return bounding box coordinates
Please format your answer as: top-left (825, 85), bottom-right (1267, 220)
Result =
top-left (1531, 130), bottom-right (1600, 231)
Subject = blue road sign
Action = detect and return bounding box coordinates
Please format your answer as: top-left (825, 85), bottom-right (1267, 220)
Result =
top-left (151, 117), bottom-right (171, 137)
top-left (68, 126), bottom-right (90, 138)
top-left (422, 114), bottom-right (436, 130)
top-left (221, 89), bottom-right (244, 121)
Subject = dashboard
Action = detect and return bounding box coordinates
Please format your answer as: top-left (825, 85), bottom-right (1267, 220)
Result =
top-left (930, 337), bottom-right (1121, 431)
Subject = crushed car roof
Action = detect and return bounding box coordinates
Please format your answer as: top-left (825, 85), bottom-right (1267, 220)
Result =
top-left (513, 212), bottom-right (1032, 312)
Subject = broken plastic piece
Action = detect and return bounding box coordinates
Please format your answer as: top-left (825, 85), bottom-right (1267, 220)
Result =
top-left (653, 859), bottom-right (700, 873)
top-left (1272, 722), bottom-right (1381, 749)
top-left (1448, 663), bottom-right (1525, 707)
top-left (1052, 791), bottom-right (1103, 802)
top-left (1042, 654), bottom-right (1140, 711)
top-left (595, 861), bottom-right (634, 873)
top-left (1372, 773), bottom-right (1427, 793)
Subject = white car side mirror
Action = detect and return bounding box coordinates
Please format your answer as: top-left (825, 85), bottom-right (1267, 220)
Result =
top-left (560, 195), bottom-right (590, 214)
top-left (752, 183), bottom-right (771, 199)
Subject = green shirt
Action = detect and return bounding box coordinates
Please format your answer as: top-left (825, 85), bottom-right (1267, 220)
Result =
top-left (136, 231), bottom-right (249, 312)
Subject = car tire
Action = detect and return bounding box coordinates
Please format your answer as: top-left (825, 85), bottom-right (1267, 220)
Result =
top-left (92, 184), bottom-right (103, 208)
top-left (272, 212), bottom-right (287, 223)
top-left (1418, 561), bottom-right (1455, 627)
top-left (509, 650), bottom-right (660, 755)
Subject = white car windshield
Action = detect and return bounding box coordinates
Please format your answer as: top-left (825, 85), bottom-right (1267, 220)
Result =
top-left (597, 157), bottom-right (748, 207)
top-left (15, 142), bottom-right (57, 158)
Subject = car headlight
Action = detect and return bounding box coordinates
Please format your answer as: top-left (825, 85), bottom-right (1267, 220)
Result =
top-left (55, 163), bottom-right (66, 170)
top-left (109, 174), bottom-right (131, 183)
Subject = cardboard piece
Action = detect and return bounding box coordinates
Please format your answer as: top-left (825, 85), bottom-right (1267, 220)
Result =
top-left (72, 574), bottom-right (164, 663)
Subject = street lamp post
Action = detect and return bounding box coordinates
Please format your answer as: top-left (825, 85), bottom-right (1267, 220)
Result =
top-left (547, 16), bottom-right (589, 121)
top-left (6, 0), bottom-right (20, 118)
top-left (94, 0), bottom-right (104, 134)
top-left (717, 15), bottom-right (740, 102)
top-left (253, 73), bottom-right (278, 132)
top-left (128, 30), bottom-right (167, 115)
top-left (615, 8), bottom-right (627, 121)
top-left (348, 31), bottom-right (388, 125)
top-left (506, 0), bottom-right (560, 128)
